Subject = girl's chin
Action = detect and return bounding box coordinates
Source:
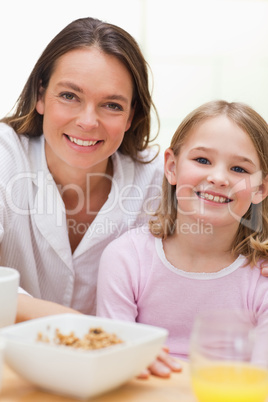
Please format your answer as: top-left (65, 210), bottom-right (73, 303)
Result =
top-left (178, 214), bottom-right (239, 229)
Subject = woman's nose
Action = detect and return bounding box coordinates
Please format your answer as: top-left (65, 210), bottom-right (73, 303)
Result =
top-left (76, 105), bottom-right (99, 130)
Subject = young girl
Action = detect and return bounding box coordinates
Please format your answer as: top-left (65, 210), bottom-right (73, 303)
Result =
top-left (97, 100), bottom-right (268, 360)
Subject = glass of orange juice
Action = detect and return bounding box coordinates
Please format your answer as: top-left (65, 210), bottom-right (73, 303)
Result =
top-left (190, 310), bottom-right (268, 402)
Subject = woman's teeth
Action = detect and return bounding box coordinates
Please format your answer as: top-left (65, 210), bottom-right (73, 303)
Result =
top-left (68, 136), bottom-right (98, 147)
top-left (198, 192), bottom-right (231, 203)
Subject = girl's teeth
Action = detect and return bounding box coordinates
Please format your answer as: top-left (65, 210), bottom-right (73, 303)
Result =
top-left (199, 192), bottom-right (229, 203)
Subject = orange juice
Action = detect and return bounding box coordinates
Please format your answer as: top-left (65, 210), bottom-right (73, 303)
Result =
top-left (192, 363), bottom-right (268, 402)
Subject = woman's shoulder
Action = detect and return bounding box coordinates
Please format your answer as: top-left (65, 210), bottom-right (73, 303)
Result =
top-left (0, 122), bottom-right (29, 151)
top-left (0, 122), bottom-right (19, 138)
top-left (0, 123), bottom-right (44, 176)
top-left (115, 147), bottom-right (164, 185)
top-left (137, 146), bottom-right (164, 169)
top-left (117, 146), bottom-right (163, 168)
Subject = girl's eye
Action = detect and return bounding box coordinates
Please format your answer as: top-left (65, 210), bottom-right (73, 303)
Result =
top-left (106, 103), bottom-right (123, 111)
top-left (195, 157), bottom-right (210, 165)
top-left (232, 166), bottom-right (248, 173)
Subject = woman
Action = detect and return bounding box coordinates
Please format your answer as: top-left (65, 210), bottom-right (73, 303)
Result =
top-left (0, 16), bottom-right (163, 315)
top-left (0, 16), bottom-right (181, 378)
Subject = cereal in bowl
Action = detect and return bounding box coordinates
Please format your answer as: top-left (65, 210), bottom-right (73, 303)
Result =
top-left (37, 327), bottom-right (123, 350)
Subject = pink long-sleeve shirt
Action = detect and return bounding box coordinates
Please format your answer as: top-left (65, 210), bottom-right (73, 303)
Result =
top-left (97, 226), bottom-right (268, 359)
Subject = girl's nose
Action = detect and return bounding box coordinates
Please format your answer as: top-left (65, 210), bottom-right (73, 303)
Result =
top-left (207, 168), bottom-right (229, 187)
top-left (76, 105), bottom-right (99, 130)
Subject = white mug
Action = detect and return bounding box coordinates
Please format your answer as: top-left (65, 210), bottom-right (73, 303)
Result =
top-left (0, 338), bottom-right (5, 392)
top-left (0, 267), bottom-right (20, 328)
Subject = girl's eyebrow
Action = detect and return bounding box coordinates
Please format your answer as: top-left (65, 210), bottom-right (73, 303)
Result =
top-left (190, 146), bottom-right (257, 167)
top-left (56, 81), bottom-right (129, 104)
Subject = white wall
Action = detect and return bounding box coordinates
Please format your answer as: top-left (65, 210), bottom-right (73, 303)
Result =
top-left (1, 0), bottom-right (268, 151)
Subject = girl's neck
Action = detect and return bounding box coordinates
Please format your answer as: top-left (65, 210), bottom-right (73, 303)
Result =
top-left (163, 219), bottom-right (239, 273)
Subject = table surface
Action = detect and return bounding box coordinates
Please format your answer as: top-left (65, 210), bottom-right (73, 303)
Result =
top-left (1, 361), bottom-right (197, 402)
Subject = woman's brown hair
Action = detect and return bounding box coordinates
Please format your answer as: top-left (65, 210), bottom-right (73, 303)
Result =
top-left (1, 17), bottom-right (159, 161)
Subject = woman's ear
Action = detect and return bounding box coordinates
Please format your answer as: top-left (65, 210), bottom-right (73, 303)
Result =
top-left (252, 174), bottom-right (268, 205)
top-left (125, 102), bottom-right (136, 132)
top-left (164, 148), bottom-right (177, 185)
top-left (35, 83), bottom-right (45, 116)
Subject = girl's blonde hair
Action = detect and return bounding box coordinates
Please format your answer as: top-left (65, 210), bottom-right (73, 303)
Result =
top-left (149, 100), bottom-right (268, 265)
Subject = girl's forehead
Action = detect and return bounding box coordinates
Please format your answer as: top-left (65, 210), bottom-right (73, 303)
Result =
top-left (178, 116), bottom-right (260, 160)
top-left (183, 116), bottom-right (246, 144)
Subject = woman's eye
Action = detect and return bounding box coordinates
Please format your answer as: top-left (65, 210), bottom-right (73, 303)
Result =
top-left (106, 103), bottom-right (123, 111)
top-left (60, 92), bottom-right (76, 101)
top-left (195, 157), bottom-right (210, 165)
top-left (232, 166), bottom-right (247, 173)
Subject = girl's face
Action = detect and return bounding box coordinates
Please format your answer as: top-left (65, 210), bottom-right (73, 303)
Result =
top-left (36, 47), bottom-right (134, 175)
top-left (165, 115), bottom-right (268, 229)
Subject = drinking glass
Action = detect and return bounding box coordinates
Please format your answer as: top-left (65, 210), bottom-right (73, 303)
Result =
top-left (190, 310), bottom-right (268, 402)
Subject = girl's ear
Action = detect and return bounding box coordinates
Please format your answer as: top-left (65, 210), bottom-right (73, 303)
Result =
top-left (35, 83), bottom-right (45, 116)
top-left (252, 174), bottom-right (268, 205)
top-left (164, 148), bottom-right (177, 185)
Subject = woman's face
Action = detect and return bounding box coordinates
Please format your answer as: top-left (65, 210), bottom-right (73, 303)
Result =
top-left (36, 47), bottom-right (134, 175)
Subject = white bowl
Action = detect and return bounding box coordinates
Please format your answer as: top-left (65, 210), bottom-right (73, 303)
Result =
top-left (0, 314), bottom-right (167, 399)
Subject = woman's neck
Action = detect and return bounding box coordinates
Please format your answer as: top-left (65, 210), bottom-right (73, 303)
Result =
top-left (45, 146), bottom-right (114, 253)
top-left (47, 157), bottom-right (113, 195)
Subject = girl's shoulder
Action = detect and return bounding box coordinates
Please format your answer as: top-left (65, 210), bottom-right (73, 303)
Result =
top-left (239, 257), bottom-right (268, 286)
top-left (102, 224), bottom-right (154, 256)
top-left (126, 224), bottom-right (154, 245)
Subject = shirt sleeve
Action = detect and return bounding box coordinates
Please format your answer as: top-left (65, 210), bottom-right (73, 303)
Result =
top-left (0, 197), bottom-right (6, 262)
top-left (18, 287), bottom-right (32, 296)
top-left (96, 233), bottom-right (140, 322)
top-left (248, 267), bottom-right (268, 365)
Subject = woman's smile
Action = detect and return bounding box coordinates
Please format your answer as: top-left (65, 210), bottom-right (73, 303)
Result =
top-left (36, 47), bottom-right (134, 174)
top-left (66, 135), bottom-right (99, 147)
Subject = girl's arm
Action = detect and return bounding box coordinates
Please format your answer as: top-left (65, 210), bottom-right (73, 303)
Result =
top-left (16, 294), bottom-right (81, 323)
top-left (96, 235), bottom-right (182, 378)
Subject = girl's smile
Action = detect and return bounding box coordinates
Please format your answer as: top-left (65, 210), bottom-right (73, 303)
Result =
top-left (195, 190), bottom-right (232, 204)
top-left (165, 115), bottom-right (265, 229)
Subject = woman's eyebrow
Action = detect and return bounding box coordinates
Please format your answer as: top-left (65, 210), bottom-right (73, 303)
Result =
top-left (56, 81), bottom-right (129, 104)
top-left (56, 81), bottom-right (84, 93)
